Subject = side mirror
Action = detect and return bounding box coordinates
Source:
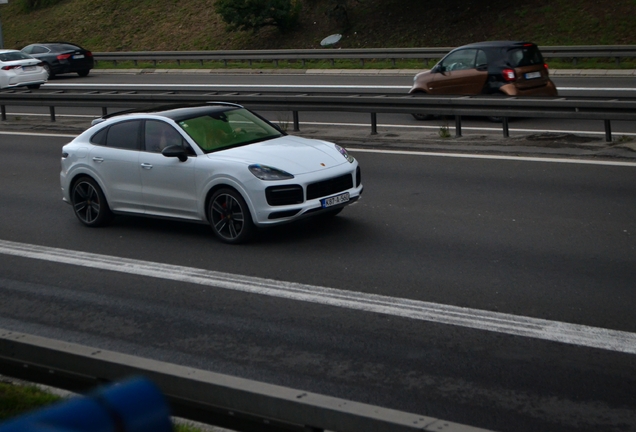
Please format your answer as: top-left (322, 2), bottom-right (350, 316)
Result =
top-left (162, 145), bottom-right (188, 162)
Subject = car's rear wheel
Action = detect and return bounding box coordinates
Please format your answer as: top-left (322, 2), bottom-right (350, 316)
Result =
top-left (209, 188), bottom-right (254, 244)
top-left (77, 69), bottom-right (90, 77)
top-left (26, 84), bottom-right (40, 89)
top-left (71, 177), bottom-right (113, 227)
top-left (42, 63), bottom-right (53, 78)
top-left (410, 91), bottom-right (433, 120)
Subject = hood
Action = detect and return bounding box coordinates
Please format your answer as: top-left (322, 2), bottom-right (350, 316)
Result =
top-left (208, 135), bottom-right (348, 175)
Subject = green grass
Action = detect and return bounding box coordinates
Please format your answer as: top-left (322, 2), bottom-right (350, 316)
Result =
top-left (0, 381), bottom-right (203, 432)
top-left (2, 0), bottom-right (635, 53)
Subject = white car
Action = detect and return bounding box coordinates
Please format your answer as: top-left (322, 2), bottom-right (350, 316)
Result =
top-left (60, 103), bottom-right (363, 243)
top-left (0, 49), bottom-right (48, 90)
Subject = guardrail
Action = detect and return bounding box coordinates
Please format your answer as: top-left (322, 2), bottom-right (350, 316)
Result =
top-left (0, 329), bottom-right (490, 432)
top-left (92, 45), bottom-right (636, 67)
top-left (1, 88), bottom-right (635, 141)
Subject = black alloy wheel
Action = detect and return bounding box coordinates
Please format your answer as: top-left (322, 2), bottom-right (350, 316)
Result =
top-left (71, 177), bottom-right (113, 227)
top-left (209, 189), bottom-right (254, 244)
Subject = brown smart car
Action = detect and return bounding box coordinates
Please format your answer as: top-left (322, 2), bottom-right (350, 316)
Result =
top-left (409, 41), bottom-right (558, 120)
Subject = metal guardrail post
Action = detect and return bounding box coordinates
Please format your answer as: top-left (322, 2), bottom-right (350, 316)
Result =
top-left (293, 111), bottom-right (299, 132)
top-left (49, 106), bottom-right (56, 122)
top-left (455, 115), bottom-right (462, 137)
top-left (604, 120), bottom-right (612, 142)
top-left (1, 105), bottom-right (5, 121)
top-left (371, 112), bottom-right (377, 135)
top-left (502, 117), bottom-right (509, 138)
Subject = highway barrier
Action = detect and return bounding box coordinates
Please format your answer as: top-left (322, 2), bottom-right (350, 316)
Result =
top-left (1, 88), bottom-right (635, 141)
top-left (0, 329), bottom-right (491, 432)
top-left (91, 46), bottom-right (636, 68)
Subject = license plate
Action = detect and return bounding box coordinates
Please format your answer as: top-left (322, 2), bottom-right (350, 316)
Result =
top-left (22, 66), bottom-right (36, 71)
top-left (525, 71), bottom-right (541, 79)
top-left (73, 54), bottom-right (85, 59)
top-left (321, 192), bottom-right (350, 208)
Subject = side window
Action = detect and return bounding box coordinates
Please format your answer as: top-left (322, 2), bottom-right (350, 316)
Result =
top-left (90, 127), bottom-right (108, 145)
top-left (105, 120), bottom-right (141, 150)
top-left (441, 49), bottom-right (477, 71)
top-left (144, 120), bottom-right (183, 153)
top-left (32, 46), bottom-right (49, 54)
top-left (476, 50), bottom-right (488, 69)
top-left (21, 45), bottom-right (33, 54)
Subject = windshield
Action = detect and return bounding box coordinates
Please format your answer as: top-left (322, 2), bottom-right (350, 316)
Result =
top-left (177, 108), bottom-right (283, 153)
top-left (508, 46), bottom-right (543, 67)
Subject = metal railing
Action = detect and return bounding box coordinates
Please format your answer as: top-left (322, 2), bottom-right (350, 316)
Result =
top-left (0, 329), bottom-right (490, 432)
top-left (1, 88), bottom-right (635, 141)
top-left (92, 45), bottom-right (636, 68)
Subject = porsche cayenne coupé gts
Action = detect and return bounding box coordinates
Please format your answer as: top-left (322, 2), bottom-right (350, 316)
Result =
top-left (60, 103), bottom-right (363, 244)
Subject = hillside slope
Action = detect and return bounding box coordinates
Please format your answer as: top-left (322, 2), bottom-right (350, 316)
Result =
top-left (2, 0), bottom-right (635, 52)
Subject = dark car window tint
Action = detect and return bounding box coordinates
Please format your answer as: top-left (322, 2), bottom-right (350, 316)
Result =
top-left (90, 127), bottom-right (108, 145)
top-left (144, 120), bottom-right (187, 153)
top-left (476, 50), bottom-right (488, 68)
top-left (508, 46), bottom-right (543, 67)
top-left (105, 121), bottom-right (141, 150)
top-left (31, 46), bottom-right (49, 54)
top-left (442, 49), bottom-right (477, 71)
top-left (0, 51), bottom-right (32, 62)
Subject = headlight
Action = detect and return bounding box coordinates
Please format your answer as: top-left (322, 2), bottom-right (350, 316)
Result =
top-left (248, 164), bottom-right (294, 180)
top-left (335, 145), bottom-right (355, 163)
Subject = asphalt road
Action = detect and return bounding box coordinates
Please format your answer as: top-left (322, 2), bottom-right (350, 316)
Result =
top-left (0, 131), bottom-right (635, 431)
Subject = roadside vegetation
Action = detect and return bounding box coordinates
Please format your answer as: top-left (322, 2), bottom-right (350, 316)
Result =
top-left (2, 0), bottom-right (635, 53)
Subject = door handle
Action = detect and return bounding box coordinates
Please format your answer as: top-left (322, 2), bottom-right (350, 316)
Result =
top-left (141, 163), bottom-right (153, 169)
top-left (92, 157), bottom-right (104, 163)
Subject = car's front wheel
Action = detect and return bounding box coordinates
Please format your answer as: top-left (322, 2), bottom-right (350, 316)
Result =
top-left (71, 177), bottom-right (113, 227)
top-left (209, 188), bottom-right (254, 244)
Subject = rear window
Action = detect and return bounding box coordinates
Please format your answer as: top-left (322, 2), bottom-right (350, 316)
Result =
top-left (508, 46), bottom-right (544, 67)
top-left (0, 51), bottom-right (32, 62)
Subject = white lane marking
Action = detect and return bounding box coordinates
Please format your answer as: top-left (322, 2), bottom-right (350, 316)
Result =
top-left (42, 83), bottom-right (636, 92)
top-left (348, 148), bottom-right (636, 166)
top-left (2, 127), bottom-right (636, 166)
top-left (0, 131), bottom-right (77, 138)
top-left (3, 115), bottom-right (635, 139)
top-left (1, 239), bottom-right (635, 355)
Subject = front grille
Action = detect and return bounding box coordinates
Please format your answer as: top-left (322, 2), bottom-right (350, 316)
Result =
top-left (356, 166), bottom-right (361, 187)
top-left (266, 185), bottom-right (303, 206)
top-left (307, 174), bottom-right (353, 200)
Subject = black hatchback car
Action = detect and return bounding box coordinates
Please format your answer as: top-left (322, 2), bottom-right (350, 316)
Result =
top-left (20, 42), bottom-right (94, 78)
top-left (410, 41), bottom-right (557, 119)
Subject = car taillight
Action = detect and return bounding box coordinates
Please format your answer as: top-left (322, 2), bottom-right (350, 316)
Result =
top-left (57, 53), bottom-right (72, 60)
top-left (502, 68), bottom-right (516, 81)
top-left (86, 51), bottom-right (93, 57)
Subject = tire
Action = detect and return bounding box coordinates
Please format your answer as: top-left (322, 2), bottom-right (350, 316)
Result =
top-left (42, 63), bottom-right (53, 78)
top-left (410, 91), bottom-right (432, 120)
top-left (209, 188), bottom-right (254, 244)
top-left (77, 69), bottom-right (90, 77)
top-left (71, 177), bottom-right (113, 227)
top-left (412, 113), bottom-right (432, 121)
top-left (27, 84), bottom-right (40, 89)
